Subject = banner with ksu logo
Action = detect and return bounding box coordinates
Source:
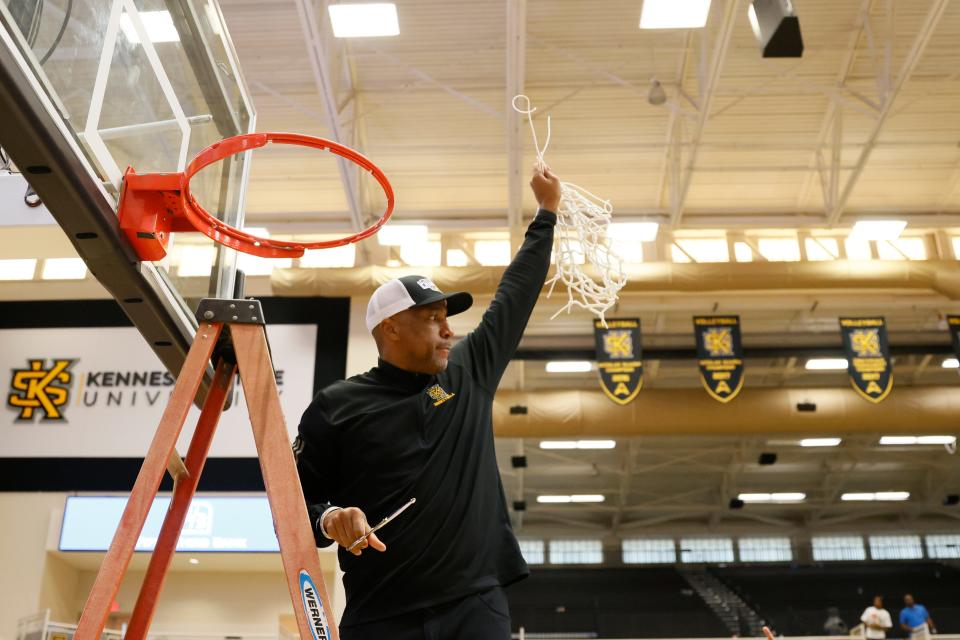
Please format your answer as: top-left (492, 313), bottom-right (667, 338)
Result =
top-left (2, 325), bottom-right (316, 457)
top-left (593, 318), bottom-right (642, 405)
top-left (693, 316), bottom-right (744, 403)
top-left (839, 317), bottom-right (893, 403)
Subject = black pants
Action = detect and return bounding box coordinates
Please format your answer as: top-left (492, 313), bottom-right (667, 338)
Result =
top-left (339, 586), bottom-right (511, 640)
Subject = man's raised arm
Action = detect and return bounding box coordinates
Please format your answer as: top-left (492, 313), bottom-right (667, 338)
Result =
top-left (452, 165), bottom-right (562, 392)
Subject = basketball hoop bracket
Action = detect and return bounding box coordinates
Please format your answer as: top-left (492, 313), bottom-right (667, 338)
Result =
top-left (117, 132), bottom-right (395, 260)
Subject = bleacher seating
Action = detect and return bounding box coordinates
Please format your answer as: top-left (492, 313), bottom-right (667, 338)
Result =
top-left (713, 562), bottom-right (960, 637)
top-left (505, 563), bottom-right (960, 638)
top-left (507, 568), bottom-right (730, 638)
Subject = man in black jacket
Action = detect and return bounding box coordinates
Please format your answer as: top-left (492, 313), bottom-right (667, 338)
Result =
top-left (293, 165), bottom-right (562, 639)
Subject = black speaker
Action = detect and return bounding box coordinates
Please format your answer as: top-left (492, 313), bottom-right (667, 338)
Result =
top-left (944, 494), bottom-right (960, 506)
top-left (513, 500), bottom-right (527, 512)
top-left (759, 452), bottom-right (778, 465)
top-left (511, 455), bottom-right (527, 469)
top-left (509, 405), bottom-right (528, 415)
top-left (729, 498), bottom-right (745, 509)
top-left (796, 401), bottom-right (817, 412)
top-left (748, 0), bottom-right (804, 57)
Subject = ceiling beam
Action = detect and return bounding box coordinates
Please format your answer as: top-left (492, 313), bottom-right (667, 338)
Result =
top-left (272, 258), bottom-right (960, 300)
top-left (669, 0), bottom-right (741, 227)
top-left (656, 32), bottom-right (694, 213)
top-left (494, 386), bottom-right (960, 438)
top-left (827, 0), bottom-right (951, 225)
top-left (506, 0), bottom-right (527, 241)
top-left (294, 0), bottom-right (369, 262)
top-left (250, 210), bottom-right (960, 232)
top-left (797, 0), bottom-right (876, 211)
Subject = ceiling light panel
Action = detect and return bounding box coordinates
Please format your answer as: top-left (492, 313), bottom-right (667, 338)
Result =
top-left (849, 220), bottom-right (907, 241)
top-left (800, 438), bottom-right (842, 447)
top-left (120, 11), bottom-right (180, 44)
top-left (0, 258), bottom-right (37, 280)
top-left (805, 358), bottom-right (848, 371)
top-left (328, 3), bottom-right (400, 38)
top-left (640, 0), bottom-right (711, 29)
top-left (545, 361), bottom-right (592, 373)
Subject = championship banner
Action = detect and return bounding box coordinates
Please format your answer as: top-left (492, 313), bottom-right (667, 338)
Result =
top-left (593, 318), bottom-right (642, 405)
top-left (693, 316), bottom-right (744, 403)
top-left (948, 316), bottom-right (960, 363)
top-left (839, 317), bottom-right (893, 403)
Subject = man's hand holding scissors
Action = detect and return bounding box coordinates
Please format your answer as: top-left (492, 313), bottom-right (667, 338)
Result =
top-left (322, 498), bottom-right (415, 556)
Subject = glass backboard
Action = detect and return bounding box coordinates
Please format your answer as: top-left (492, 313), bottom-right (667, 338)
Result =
top-left (0, 0), bottom-right (255, 395)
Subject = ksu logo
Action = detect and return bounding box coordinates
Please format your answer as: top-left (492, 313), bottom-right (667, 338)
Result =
top-left (703, 328), bottom-right (734, 357)
top-left (425, 383), bottom-right (455, 407)
top-left (417, 278), bottom-right (440, 292)
top-left (850, 329), bottom-right (882, 357)
top-left (7, 358), bottom-right (75, 421)
top-left (603, 330), bottom-right (634, 359)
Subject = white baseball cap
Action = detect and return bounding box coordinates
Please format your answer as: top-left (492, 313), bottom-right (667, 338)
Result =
top-left (365, 275), bottom-right (473, 332)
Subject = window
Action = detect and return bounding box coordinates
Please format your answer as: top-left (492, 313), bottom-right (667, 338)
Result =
top-left (806, 237), bottom-right (840, 261)
top-left (925, 534), bottom-right (960, 559)
top-left (237, 253), bottom-right (292, 276)
top-left (845, 238), bottom-right (872, 261)
top-left (176, 245), bottom-right (216, 277)
top-left (672, 239), bottom-right (729, 263)
top-left (733, 242), bottom-right (753, 262)
top-left (549, 539), bottom-right (602, 565)
top-left (812, 535), bottom-right (866, 561)
top-left (679, 538), bottom-right (734, 563)
top-left (474, 240), bottom-right (511, 266)
top-left (876, 238), bottom-right (926, 261)
top-left (757, 238), bottom-right (801, 262)
top-left (445, 249), bottom-right (469, 267)
top-left (622, 538), bottom-right (676, 564)
top-left (952, 237), bottom-right (960, 259)
top-left (611, 237), bottom-right (643, 263)
top-left (738, 537), bottom-right (793, 562)
top-left (400, 241), bottom-right (442, 267)
top-left (299, 244), bottom-right (356, 268)
top-left (869, 535), bottom-right (923, 560)
top-left (518, 539), bottom-right (545, 565)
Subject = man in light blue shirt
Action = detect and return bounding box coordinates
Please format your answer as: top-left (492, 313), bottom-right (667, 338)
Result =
top-left (900, 594), bottom-right (937, 638)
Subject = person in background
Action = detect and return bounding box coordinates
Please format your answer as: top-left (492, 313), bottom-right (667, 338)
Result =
top-left (900, 594), bottom-right (937, 639)
top-left (861, 595), bottom-right (893, 640)
top-left (824, 606), bottom-right (848, 636)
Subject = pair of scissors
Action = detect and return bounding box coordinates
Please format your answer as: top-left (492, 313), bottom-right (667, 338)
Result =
top-left (346, 498), bottom-right (416, 551)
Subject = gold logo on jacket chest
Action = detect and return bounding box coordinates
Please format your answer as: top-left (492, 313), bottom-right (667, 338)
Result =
top-left (425, 383), bottom-right (455, 406)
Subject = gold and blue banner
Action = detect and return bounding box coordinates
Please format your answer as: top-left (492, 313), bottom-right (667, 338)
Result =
top-left (839, 317), bottom-right (893, 403)
top-left (594, 318), bottom-right (642, 405)
top-left (693, 316), bottom-right (744, 403)
top-left (948, 316), bottom-right (960, 361)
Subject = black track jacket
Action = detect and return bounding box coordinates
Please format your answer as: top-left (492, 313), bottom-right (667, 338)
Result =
top-left (294, 209), bottom-right (557, 627)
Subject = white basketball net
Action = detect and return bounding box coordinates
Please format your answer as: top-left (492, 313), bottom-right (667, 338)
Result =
top-left (513, 95), bottom-right (627, 327)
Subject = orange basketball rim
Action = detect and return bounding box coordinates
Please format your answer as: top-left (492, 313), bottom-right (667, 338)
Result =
top-left (117, 132), bottom-right (395, 260)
